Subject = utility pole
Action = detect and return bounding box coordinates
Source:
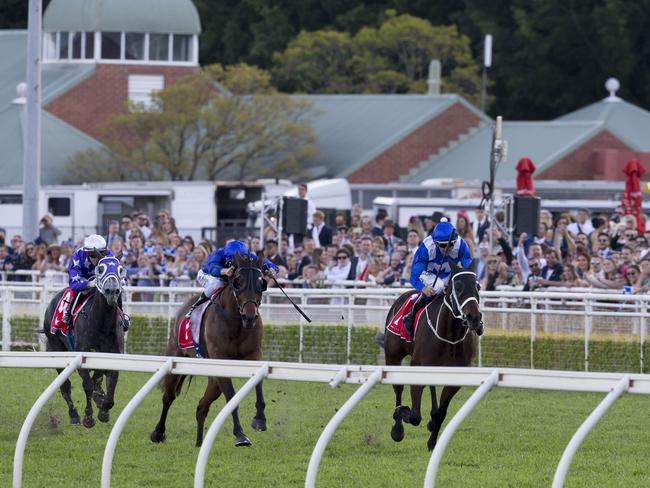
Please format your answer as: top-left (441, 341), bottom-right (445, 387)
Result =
top-left (22, 0), bottom-right (42, 242)
top-left (480, 34), bottom-right (492, 114)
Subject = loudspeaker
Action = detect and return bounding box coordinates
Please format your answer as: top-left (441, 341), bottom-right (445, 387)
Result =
top-left (513, 196), bottom-right (541, 236)
top-left (282, 197), bottom-right (308, 235)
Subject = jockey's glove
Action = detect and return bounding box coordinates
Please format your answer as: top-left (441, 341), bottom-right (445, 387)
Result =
top-left (220, 267), bottom-right (234, 277)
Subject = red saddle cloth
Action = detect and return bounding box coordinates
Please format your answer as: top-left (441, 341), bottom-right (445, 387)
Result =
top-left (50, 288), bottom-right (93, 336)
top-left (386, 293), bottom-right (427, 343)
top-left (178, 289), bottom-right (221, 349)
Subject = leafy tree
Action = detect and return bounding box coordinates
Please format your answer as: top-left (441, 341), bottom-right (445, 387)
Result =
top-left (64, 64), bottom-right (317, 183)
top-left (273, 12), bottom-right (481, 102)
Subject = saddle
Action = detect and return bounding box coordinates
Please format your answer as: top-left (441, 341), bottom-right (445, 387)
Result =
top-left (387, 293), bottom-right (428, 343)
top-left (50, 288), bottom-right (94, 336)
top-left (178, 288), bottom-right (222, 354)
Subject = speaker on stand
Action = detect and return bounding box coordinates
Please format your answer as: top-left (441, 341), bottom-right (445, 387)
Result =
top-left (513, 196), bottom-right (541, 237)
top-left (282, 197), bottom-right (308, 236)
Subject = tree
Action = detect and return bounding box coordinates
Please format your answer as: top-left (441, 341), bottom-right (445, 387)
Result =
top-left (64, 64), bottom-right (317, 183)
top-left (272, 12), bottom-right (481, 102)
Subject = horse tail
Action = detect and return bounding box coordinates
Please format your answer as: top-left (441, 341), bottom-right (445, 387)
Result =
top-left (176, 375), bottom-right (191, 396)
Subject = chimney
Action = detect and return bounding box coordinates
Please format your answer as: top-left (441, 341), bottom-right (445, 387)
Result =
top-left (427, 59), bottom-right (441, 95)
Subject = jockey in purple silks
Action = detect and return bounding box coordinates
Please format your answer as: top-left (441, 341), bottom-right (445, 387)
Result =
top-left (185, 239), bottom-right (279, 318)
top-left (402, 218), bottom-right (473, 340)
top-left (62, 234), bottom-right (130, 331)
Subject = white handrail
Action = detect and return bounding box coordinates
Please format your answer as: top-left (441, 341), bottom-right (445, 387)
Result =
top-left (13, 354), bottom-right (83, 488)
top-left (101, 359), bottom-right (173, 488)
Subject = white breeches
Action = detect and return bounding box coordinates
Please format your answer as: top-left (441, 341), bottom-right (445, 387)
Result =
top-left (197, 270), bottom-right (224, 296)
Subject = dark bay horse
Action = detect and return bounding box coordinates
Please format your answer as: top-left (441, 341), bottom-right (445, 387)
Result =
top-left (43, 256), bottom-right (125, 428)
top-left (384, 260), bottom-right (483, 451)
top-left (151, 252), bottom-right (267, 447)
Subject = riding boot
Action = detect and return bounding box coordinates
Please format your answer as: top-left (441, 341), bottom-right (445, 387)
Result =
top-left (403, 296), bottom-right (427, 340)
top-left (117, 296), bottom-right (130, 332)
top-left (62, 300), bottom-right (73, 326)
top-left (185, 292), bottom-right (210, 319)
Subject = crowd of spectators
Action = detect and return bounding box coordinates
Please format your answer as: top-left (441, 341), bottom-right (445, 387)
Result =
top-left (2, 194), bottom-right (649, 296)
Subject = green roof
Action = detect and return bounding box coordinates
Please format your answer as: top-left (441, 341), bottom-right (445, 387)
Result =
top-left (403, 121), bottom-right (604, 183)
top-left (0, 31), bottom-right (104, 185)
top-left (299, 94), bottom-right (489, 179)
top-left (44, 0), bottom-right (201, 34)
top-left (558, 98), bottom-right (650, 151)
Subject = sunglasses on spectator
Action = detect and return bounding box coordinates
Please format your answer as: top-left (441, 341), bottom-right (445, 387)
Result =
top-left (591, 260), bottom-right (601, 265)
top-left (626, 271), bottom-right (638, 276)
top-left (529, 262), bottom-right (539, 267)
top-left (336, 255), bottom-right (348, 260)
top-left (599, 238), bottom-right (609, 243)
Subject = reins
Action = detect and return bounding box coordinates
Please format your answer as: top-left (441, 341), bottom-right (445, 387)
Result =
top-left (230, 261), bottom-right (264, 318)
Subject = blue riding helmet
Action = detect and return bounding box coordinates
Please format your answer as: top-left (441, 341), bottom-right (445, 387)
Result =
top-left (224, 240), bottom-right (249, 257)
top-left (432, 218), bottom-right (458, 245)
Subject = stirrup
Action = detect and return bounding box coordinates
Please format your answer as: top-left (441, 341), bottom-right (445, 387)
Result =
top-left (62, 311), bottom-right (72, 326)
top-left (184, 307), bottom-right (194, 319)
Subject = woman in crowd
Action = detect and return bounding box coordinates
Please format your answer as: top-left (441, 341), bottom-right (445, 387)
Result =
top-left (39, 244), bottom-right (65, 272)
top-left (481, 254), bottom-right (508, 291)
top-left (588, 257), bottom-right (624, 289)
top-left (456, 211), bottom-right (475, 256)
top-left (573, 252), bottom-right (591, 280)
top-left (556, 265), bottom-right (581, 288)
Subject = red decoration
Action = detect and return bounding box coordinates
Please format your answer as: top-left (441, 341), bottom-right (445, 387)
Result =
top-left (620, 159), bottom-right (646, 233)
top-left (515, 157), bottom-right (536, 196)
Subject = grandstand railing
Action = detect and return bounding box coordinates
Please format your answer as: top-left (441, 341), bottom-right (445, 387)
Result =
top-left (1, 283), bottom-right (649, 372)
top-left (2, 351), bottom-right (650, 487)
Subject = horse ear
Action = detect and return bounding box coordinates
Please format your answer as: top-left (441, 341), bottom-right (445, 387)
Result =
top-left (234, 251), bottom-right (242, 265)
top-left (256, 251), bottom-right (265, 266)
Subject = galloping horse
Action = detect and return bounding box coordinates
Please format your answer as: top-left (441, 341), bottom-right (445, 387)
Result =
top-left (43, 256), bottom-right (126, 428)
top-left (384, 260), bottom-right (483, 451)
top-left (151, 252), bottom-right (267, 447)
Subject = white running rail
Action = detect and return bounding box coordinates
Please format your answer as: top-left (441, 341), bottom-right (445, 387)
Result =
top-left (3, 352), bottom-right (650, 487)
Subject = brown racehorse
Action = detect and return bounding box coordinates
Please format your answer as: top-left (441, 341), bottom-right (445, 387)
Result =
top-left (384, 260), bottom-right (483, 451)
top-left (150, 252), bottom-right (268, 447)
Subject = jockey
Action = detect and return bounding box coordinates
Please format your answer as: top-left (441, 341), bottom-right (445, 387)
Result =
top-left (62, 234), bottom-right (129, 331)
top-left (402, 218), bottom-right (473, 340)
top-left (185, 239), bottom-right (279, 318)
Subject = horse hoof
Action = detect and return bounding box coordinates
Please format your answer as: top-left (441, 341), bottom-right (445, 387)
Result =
top-left (390, 423), bottom-right (405, 442)
top-left (251, 419), bottom-right (267, 432)
top-left (235, 435), bottom-right (252, 447)
top-left (83, 416), bottom-right (95, 429)
top-left (98, 410), bottom-right (110, 423)
top-left (150, 431), bottom-right (166, 443)
top-left (427, 437), bottom-right (437, 451)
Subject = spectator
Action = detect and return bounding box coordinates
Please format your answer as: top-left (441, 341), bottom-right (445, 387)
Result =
top-left (624, 264), bottom-right (641, 291)
top-left (39, 244), bottom-right (65, 272)
top-left (136, 212), bottom-right (152, 239)
top-left (265, 239), bottom-right (286, 268)
top-left (372, 209), bottom-right (387, 237)
top-left (573, 252), bottom-right (591, 280)
top-left (472, 207), bottom-right (490, 244)
top-left (537, 249), bottom-right (563, 287)
top-left (121, 215), bottom-right (134, 241)
top-left (636, 258), bottom-right (650, 293)
top-left (360, 217), bottom-right (373, 236)
top-left (298, 182), bottom-right (317, 229)
top-left (38, 213), bottom-right (61, 245)
top-left (481, 255), bottom-right (507, 291)
top-left (301, 264), bottom-right (322, 288)
top-left (380, 254), bottom-right (404, 286)
top-left (456, 211), bottom-right (475, 256)
top-left (183, 235), bottom-right (195, 253)
top-left (324, 248), bottom-right (355, 283)
top-left (310, 210), bottom-right (332, 248)
top-left (534, 222), bottom-right (554, 247)
top-left (32, 242), bottom-right (47, 271)
top-left (8, 235), bottom-right (22, 255)
top-left (106, 220), bottom-right (121, 246)
top-left (406, 229), bottom-right (422, 254)
top-left (523, 257), bottom-right (544, 291)
top-left (595, 232), bottom-right (613, 258)
top-left (568, 208), bottom-right (594, 236)
top-left (0, 245), bottom-right (10, 272)
top-left (382, 219), bottom-right (400, 257)
top-left (407, 216), bottom-right (426, 240)
top-left (60, 241), bottom-right (74, 268)
top-left (0, 227), bottom-right (6, 247)
top-left (556, 265), bottom-right (581, 288)
top-left (588, 258), bottom-right (623, 289)
top-left (187, 246), bottom-right (207, 280)
top-left (355, 237), bottom-right (372, 280)
top-left (7, 241), bottom-right (36, 281)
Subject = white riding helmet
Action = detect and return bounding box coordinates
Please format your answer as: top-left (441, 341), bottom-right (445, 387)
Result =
top-left (83, 234), bottom-right (107, 255)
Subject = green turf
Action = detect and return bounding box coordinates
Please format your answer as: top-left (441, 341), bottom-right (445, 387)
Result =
top-left (1, 368), bottom-right (650, 487)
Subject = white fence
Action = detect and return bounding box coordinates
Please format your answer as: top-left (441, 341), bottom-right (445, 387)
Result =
top-left (2, 283), bottom-right (650, 371)
top-left (2, 351), bottom-right (650, 488)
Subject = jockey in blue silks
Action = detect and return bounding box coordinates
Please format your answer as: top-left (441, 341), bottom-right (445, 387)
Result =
top-left (185, 239), bottom-right (280, 318)
top-left (63, 234), bottom-right (130, 331)
top-left (402, 218), bottom-right (473, 340)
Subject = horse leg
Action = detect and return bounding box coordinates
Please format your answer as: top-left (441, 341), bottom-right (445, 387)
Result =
top-left (427, 385), bottom-right (461, 451)
top-left (250, 381), bottom-right (267, 432)
top-left (98, 370), bottom-right (119, 423)
top-left (217, 377), bottom-right (252, 447)
top-left (57, 369), bottom-right (80, 425)
top-left (407, 384), bottom-right (425, 426)
top-left (195, 378), bottom-right (223, 447)
top-left (78, 369), bottom-right (96, 428)
top-left (151, 374), bottom-right (184, 443)
top-left (390, 384), bottom-right (406, 442)
top-left (92, 370), bottom-right (106, 409)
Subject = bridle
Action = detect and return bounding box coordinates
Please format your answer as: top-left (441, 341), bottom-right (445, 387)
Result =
top-left (425, 270), bottom-right (480, 345)
top-left (94, 257), bottom-right (125, 300)
top-left (230, 260), bottom-right (264, 319)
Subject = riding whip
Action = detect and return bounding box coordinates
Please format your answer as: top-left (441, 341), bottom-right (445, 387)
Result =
top-left (270, 276), bottom-right (312, 323)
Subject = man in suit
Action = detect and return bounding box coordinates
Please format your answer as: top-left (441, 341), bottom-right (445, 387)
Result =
top-left (311, 210), bottom-right (332, 248)
top-left (265, 239), bottom-right (286, 268)
top-left (533, 248), bottom-right (563, 289)
top-left (472, 207), bottom-right (490, 245)
top-left (382, 219), bottom-right (401, 257)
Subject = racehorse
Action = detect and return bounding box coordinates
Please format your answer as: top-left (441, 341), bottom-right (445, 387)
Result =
top-left (384, 260), bottom-right (483, 451)
top-left (150, 252), bottom-right (267, 447)
top-left (42, 256), bottom-right (126, 428)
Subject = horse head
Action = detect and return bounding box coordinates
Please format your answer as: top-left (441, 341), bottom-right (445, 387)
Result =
top-left (231, 251), bottom-right (265, 329)
top-left (94, 256), bottom-right (125, 307)
top-left (447, 259), bottom-right (483, 336)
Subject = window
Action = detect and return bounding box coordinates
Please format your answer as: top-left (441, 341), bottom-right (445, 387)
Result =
top-left (84, 32), bottom-right (94, 59)
top-left (48, 197), bottom-right (71, 217)
top-left (125, 32), bottom-right (145, 60)
top-left (58, 31), bottom-right (69, 59)
top-left (128, 74), bottom-right (164, 109)
top-left (43, 32), bottom-right (57, 60)
top-left (71, 32), bottom-right (82, 59)
top-left (172, 34), bottom-right (191, 61)
top-left (0, 195), bottom-right (22, 204)
top-left (149, 33), bottom-right (169, 61)
top-left (101, 31), bottom-right (121, 59)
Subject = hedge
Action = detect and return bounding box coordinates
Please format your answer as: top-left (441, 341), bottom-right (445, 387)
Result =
top-left (2, 314), bottom-right (647, 373)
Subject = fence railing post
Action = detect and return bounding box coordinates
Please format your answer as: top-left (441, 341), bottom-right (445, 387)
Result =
top-left (3, 288), bottom-right (12, 351)
top-left (641, 299), bottom-right (646, 373)
top-left (584, 300), bottom-right (592, 372)
top-left (530, 297), bottom-right (537, 369)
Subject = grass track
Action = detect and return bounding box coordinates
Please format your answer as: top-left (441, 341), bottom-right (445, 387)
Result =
top-left (1, 367), bottom-right (650, 487)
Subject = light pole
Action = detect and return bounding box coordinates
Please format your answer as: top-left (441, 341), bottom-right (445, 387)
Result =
top-left (480, 34), bottom-right (492, 113)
